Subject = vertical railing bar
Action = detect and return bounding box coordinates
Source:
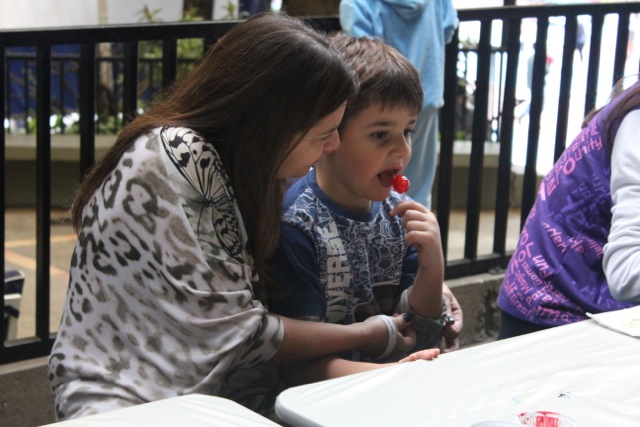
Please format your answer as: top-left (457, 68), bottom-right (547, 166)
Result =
top-left (162, 36), bottom-right (177, 88)
top-left (553, 15), bottom-right (577, 163)
top-left (122, 41), bottom-right (138, 124)
top-left (584, 13), bottom-right (603, 116)
top-left (438, 29), bottom-right (460, 264)
top-left (464, 19), bottom-right (492, 260)
top-left (0, 42), bottom-right (7, 350)
top-left (612, 13), bottom-right (630, 86)
top-left (147, 61), bottom-right (154, 105)
top-left (4, 53), bottom-right (10, 131)
top-left (23, 58), bottom-right (30, 133)
top-left (35, 44), bottom-right (52, 339)
top-left (58, 55), bottom-right (65, 128)
top-left (111, 51), bottom-right (122, 133)
top-left (79, 43), bottom-right (96, 176)
top-left (493, 17), bottom-right (522, 255)
top-left (520, 16), bottom-right (548, 226)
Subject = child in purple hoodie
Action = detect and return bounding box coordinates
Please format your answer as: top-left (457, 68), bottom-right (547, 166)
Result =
top-left (498, 78), bottom-right (640, 339)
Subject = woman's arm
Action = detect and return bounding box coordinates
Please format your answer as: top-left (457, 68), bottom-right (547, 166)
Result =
top-left (303, 347), bottom-right (440, 384)
top-left (603, 110), bottom-right (640, 302)
top-left (269, 314), bottom-right (416, 365)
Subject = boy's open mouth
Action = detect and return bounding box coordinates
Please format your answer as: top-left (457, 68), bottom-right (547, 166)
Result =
top-left (378, 169), bottom-right (398, 187)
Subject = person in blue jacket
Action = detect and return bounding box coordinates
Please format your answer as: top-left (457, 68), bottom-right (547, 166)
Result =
top-left (340, 0), bottom-right (458, 209)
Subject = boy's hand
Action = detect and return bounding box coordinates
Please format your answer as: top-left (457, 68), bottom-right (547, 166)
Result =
top-left (390, 201), bottom-right (443, 270)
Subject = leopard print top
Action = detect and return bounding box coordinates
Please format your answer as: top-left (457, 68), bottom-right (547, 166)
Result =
top-left (49, 127), bottom-right (284, 420)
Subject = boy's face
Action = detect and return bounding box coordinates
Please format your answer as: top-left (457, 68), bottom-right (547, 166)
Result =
top-left (316, 101), bottom-right (417, 212)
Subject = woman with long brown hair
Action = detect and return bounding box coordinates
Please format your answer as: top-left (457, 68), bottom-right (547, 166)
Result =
top-left (49, 13), bottom-right (420, 421)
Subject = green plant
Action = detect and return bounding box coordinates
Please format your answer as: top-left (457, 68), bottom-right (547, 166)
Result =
top-left (7, 4), bottom-right (213, 137)
top-left (136, 4), bottom-right (206, 104)
top-left (221, 1), bottom-right (237, 20)
top-left (137, 5), bottom-right (163, 23)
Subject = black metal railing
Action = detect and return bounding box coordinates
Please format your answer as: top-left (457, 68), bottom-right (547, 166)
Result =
top-left (5, 51), bottom-right (206, 135)
top-left (438, 2), bottom-right (640, 277)
top-left (1, 20), bottom-right (237, 364)
top-left (2, 3), bottom-right (639, 364)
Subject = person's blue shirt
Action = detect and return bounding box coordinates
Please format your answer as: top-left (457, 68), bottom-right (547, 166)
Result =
top-left (340, 0), bottom-right (458, 109)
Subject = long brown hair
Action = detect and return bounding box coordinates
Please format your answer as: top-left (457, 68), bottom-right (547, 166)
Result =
top-left (72, 13), bottom-right (357, 282)
top-left (600, 75), bottom-right (640, 146)
top-left (583, 75), bottom-right (640, 146)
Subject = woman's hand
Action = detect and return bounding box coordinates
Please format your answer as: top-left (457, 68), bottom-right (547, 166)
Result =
top-left (357, 314), bottom-right (417, 359)
top-left (441, 283), bottom-right (463, 353)
top-left (398, 347), bottom-right (440, 363)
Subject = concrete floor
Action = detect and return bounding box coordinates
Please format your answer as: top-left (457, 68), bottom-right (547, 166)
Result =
top-left (4, 207), bottom-right (522, 341)
top-left (5, 209), bottom-right (75, 340)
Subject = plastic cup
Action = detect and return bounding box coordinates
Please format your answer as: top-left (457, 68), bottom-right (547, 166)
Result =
top-left (517, 410), bottom-right (580, 427)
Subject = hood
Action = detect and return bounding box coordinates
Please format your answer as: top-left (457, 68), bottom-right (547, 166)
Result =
top-left (381, 0), bottom-right (430, 18)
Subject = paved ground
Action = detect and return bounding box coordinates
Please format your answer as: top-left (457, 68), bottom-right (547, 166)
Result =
top-left (5, 209), bottom-right (75, 340)
top-left (5, 208), bottom-right (522, 341)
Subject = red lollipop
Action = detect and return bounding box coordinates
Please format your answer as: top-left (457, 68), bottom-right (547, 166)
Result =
top-left (392, 175), bottom-right (410, 194)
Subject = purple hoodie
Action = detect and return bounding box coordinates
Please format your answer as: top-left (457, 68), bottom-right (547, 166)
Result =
top-left (498, 93), bottom-right (639, 326)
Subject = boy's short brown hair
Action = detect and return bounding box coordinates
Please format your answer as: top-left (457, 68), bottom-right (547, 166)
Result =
top-left (331, 33), bottom-right (423, 127)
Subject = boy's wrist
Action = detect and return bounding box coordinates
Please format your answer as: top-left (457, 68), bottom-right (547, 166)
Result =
top-left (408, 302), bottom-right (449, 327)
top-left (406, 302), bottom-right (450, 350)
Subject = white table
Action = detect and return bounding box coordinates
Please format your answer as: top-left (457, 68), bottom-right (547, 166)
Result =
top-left (275, 319), bottom-right (640, 427)
top-left (42, 394), bottom-right (280, 426)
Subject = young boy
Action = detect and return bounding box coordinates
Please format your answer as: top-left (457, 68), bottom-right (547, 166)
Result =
top-left (268, 34), bottom-right (459, 384)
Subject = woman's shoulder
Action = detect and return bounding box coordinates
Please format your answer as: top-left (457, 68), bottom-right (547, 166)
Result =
top-left (157, 126), bottom-right (213, 154)
top-left (158, 126), bottom-right (228, 188)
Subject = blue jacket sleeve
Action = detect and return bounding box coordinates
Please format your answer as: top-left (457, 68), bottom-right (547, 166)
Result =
top-left (339, 0), bottom-right (375, 37)
top-left (442, 0), bottom-right (459, 44)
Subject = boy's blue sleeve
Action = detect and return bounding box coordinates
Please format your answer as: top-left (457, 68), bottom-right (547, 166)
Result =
top-left (339, 0), bottom-right (375, 37)
top-left (268, 222), bottom-right (326, 320)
